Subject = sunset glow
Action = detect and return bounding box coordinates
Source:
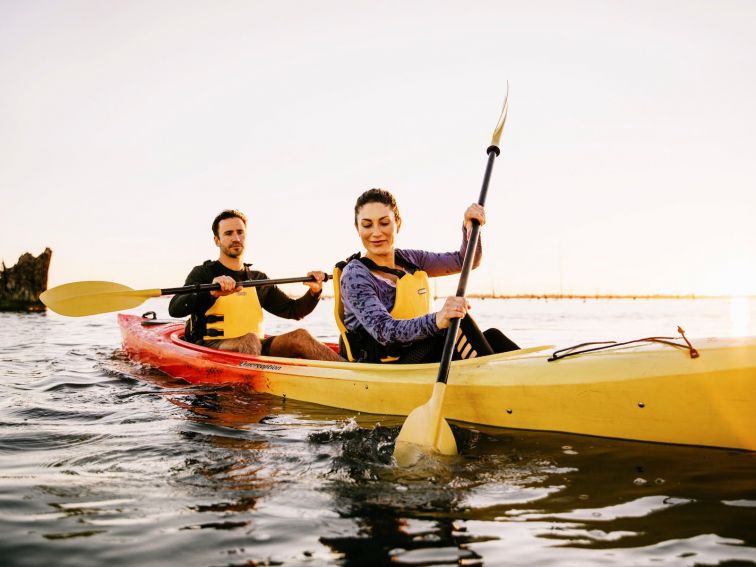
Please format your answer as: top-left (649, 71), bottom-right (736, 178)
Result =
top-left (1, 3), bottom-right (754, 299)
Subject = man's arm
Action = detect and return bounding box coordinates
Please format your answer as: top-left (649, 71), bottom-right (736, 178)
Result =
top-left (256, 272), bottom-right (322, 320)
top-left (168, 264), bottom-right (217, 317)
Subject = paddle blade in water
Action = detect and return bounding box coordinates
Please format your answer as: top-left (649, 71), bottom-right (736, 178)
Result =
top-left (393, 382), bottom-right (458, 467)
top-left (40, 281), bottom-right (161, 317)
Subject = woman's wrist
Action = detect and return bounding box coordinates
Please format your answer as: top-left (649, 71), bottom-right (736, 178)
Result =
top-left (435, 311), bottom-right (447, 330)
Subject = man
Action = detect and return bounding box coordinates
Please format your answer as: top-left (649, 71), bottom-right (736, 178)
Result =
top-left (169, 209), bottom-right (342, 361)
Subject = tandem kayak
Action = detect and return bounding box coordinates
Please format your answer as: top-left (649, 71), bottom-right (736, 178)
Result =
top-left (118, 313), bottom-right (756, 451)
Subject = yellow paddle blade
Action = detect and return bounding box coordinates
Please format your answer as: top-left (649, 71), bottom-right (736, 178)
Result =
top-left (394, 382), bottom-right (458, 467)
top-left (490, 82), bottom-right (510, 148)
top-left (40, 281), bottom-right (162, 317)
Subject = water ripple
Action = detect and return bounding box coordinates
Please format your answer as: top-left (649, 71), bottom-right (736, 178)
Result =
top-left (1, 302), bottom-right (755, 566)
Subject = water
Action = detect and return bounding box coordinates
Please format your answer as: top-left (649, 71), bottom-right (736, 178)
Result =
top-left (1, 298), bottom-right (755, 566)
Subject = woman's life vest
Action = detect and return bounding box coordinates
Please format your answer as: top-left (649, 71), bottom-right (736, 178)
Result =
top-left (333, 253), bottom-right (432, 362)
top-left (202, 272), bottom-right (264, 341)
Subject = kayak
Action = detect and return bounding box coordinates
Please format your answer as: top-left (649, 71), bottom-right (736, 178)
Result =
top-left (118, 313), bottom-right (756, 451)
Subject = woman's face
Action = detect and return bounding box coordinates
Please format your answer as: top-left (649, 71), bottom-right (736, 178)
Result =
top-left (355, 201), bottom-right (400, 257)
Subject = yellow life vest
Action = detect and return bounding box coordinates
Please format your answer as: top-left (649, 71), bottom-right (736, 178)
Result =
top-left (203, 287), bottom-right (264, 341)
top-left (332, 262), bottom-right (355, 361)
top-left (390, 270), bottom-right (432, 319)
top-left (333, 254), bottom-right (432, 362)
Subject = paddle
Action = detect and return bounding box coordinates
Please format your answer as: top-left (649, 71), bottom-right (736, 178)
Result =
top-left (393, 89), bottom-right (509, 466)
top-left (40, 274), bottom-right (330, 317)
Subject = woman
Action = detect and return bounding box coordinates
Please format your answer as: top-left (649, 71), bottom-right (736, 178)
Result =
top-left (335, 188), bottom-right (517, 363)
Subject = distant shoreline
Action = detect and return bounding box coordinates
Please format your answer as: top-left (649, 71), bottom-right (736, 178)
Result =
top-left (464, 293), bottom-right (754, 300)
top-left (317, 293), bottom-right (754, 300)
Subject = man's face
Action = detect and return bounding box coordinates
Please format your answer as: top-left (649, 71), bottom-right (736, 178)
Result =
top-left (214, 217), bottom-right (246, 259)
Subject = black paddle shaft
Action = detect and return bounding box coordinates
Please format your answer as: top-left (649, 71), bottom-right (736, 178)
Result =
top-left (436, 145), bottom-right (500, 385)
top-left (160, 274), bottom-right (329, 296)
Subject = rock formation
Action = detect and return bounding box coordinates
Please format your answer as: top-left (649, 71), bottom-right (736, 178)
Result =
top-left (0, 248), bottom-right (52, 312)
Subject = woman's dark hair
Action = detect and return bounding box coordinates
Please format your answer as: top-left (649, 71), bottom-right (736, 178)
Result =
top-left (354, 188), bottom-right (401, 226)
top-left (212, 209), bottom-right (247, 237)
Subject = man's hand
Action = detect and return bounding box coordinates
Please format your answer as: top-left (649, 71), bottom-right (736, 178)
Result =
top-left (210, 275), bottom-right (241, 298)
top-left (304, 271), bottom-right (326, 294)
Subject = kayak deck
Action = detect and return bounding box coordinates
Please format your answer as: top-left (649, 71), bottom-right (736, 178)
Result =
top-left (118, 314), bottom-right (756, 451)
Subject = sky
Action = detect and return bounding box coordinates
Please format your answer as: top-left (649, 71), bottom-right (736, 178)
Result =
top-left (1, 1), bottom-right (754, 297)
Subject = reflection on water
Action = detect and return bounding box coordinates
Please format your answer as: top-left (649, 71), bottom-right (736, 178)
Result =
top-left (1, 300), bottom-right (755, 566)
top-left (316, 418), bottom-right (756, 566)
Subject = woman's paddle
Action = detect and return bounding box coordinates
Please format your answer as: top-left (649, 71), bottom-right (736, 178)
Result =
top-left (394, 89), bottom-right (509, 466)
top-left (40, 275), bottom-right (330, 317)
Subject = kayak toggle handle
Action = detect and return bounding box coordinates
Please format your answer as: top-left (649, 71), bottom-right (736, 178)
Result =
top-left (677, 326), bottom-right (699, 359)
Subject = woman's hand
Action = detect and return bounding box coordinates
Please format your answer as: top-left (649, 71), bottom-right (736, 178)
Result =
top-left (464, 203), bottom-right (486, 236)
top-left (210, 275), bottom-right (241, 298)
top-left (304, 271), bottom-right (326, 294)
top-left (435, 296), bottom-right (469, 329)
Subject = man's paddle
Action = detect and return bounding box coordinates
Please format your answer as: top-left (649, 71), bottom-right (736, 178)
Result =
top-left (394, 89), bottom-right (509, 466)
top-left (40, 275), bottom-right (330, 317)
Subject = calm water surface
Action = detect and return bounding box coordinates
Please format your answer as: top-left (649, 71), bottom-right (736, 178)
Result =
top-left (1, 298), bottom-right (755, 566)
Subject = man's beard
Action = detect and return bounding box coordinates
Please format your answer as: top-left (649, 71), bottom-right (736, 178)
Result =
top-left (222, 244), bottom-right (244, 258)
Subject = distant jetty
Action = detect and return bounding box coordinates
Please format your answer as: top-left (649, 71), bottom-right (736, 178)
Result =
top-left (320, 292), bottom-right (741, 300)
top-left (466, 293), bottom-right (717, 300)
top-left (0, 248), bottom-right (52, 312)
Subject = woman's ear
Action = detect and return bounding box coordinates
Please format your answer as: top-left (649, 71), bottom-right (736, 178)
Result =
top-left (396, 218), bottom-right (401, 233)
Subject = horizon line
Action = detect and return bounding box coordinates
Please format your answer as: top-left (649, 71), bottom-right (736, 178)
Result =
top-left (316, 292), bottom-right (755, 300)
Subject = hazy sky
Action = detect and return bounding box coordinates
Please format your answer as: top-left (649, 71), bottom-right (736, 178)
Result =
top-left (1, 1), bottom-right (754, 296)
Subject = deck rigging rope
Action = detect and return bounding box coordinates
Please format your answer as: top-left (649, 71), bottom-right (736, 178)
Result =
top-left (548, 326), bottom-right (699, 361)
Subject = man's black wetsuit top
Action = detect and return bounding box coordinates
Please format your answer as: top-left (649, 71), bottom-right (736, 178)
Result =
top-left (168, 260), bottom-right (321, 343)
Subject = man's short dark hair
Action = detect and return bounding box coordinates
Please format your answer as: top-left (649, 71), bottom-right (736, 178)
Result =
top-left (354, 188), bottom-right (401, 226)
top-left (212, 209), bottom-right (247, 237)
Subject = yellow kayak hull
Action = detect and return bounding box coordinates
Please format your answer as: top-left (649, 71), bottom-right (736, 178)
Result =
top-left (119, 314), bottom-right (756, 451)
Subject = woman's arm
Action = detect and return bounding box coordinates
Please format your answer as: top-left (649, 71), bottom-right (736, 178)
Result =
top-left (405, 203), bottom-right (485, 276)
top-left (258, 277), bottom-right (322, 320)
top-left (400, 225), bottom-right (482, 277)
top-left (341, 263), bottom-right (440, 346)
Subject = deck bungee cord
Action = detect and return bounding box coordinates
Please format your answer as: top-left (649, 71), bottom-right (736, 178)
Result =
top-left (548, 326), bottom-right (700, 361)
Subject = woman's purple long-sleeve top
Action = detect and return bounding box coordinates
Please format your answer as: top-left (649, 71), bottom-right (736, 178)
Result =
top-left (340, 228), bottom-right (482, 346)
